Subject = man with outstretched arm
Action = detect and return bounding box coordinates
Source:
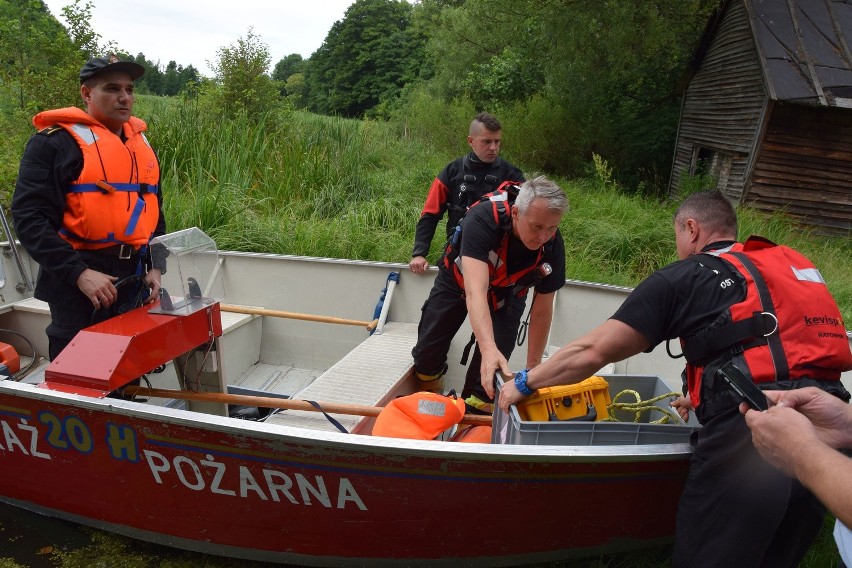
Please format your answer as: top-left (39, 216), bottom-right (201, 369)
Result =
top-left (495, 191), bottom-right (852, 568)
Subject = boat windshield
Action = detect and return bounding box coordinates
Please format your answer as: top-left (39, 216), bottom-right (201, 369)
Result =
top-left (150, 227), bottom-right (225, 304)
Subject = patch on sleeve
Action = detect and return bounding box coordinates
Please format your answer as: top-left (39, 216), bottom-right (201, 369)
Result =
top-left (37, 125), bottom-right (63, 136)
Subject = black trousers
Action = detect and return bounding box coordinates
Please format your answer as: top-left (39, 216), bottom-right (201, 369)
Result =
top-left (411, 271), bottom-right (525, 403)
top-left (673, 406), bottom-right (826, 567)
top-left (46, 251), bottom-right (144, 361)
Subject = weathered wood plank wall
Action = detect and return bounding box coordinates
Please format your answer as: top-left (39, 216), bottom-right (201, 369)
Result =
top-left (670, 0), bottom-right (766, 199)
top-left (747, 102), bottom-right (852, 231)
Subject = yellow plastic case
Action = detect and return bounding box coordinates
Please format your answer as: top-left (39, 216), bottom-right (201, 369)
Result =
top-left (517, 376), bottom-right (611, 422)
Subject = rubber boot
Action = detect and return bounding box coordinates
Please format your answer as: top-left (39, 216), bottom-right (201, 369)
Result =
top-left (415, 367), bottom-right (446, 394)
top-left (464, 394), bottom-right (494, 415)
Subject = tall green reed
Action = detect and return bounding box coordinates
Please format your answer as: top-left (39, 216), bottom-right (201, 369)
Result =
top-left (133, 95), bottom-right (851, 323)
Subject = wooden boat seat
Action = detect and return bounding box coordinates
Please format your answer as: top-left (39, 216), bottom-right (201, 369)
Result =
top-left (264, 321), bottom-right (417, 434)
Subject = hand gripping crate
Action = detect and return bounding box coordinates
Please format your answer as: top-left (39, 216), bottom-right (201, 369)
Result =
top-left (492, 374), bottom-right (696, 446)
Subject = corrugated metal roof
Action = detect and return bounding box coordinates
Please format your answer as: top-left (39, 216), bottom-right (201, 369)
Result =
top-left (748, 0), bottom-right (852, 105)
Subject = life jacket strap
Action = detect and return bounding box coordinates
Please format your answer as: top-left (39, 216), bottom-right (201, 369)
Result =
top-left (682, 311), bottom-right (778, 365)
top-left (68, 182), bottom-right (159, 194)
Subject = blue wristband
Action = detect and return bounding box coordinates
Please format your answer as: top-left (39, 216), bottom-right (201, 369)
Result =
top-left (514, 369), bottom-right (535, 396)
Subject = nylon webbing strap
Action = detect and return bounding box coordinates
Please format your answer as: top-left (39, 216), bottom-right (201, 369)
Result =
top-left (304, 400), bottom-right (349, 434)
top-left (460, 333), bottom-right (476, 365)
top-left (729, 251), bottom-right (789, 381)
top-left (681, 315), bottom-right (772, 364)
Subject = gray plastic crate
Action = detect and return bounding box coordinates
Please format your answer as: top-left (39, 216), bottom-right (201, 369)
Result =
top-left (491, 374), bottom-right (697, 446)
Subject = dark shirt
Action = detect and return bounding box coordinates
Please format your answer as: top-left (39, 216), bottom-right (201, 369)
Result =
top-left (447, 198), bottom-right (566, 295)
top-left (412, 152), bottom-right (524, 258)
top-left (610, 241), bottom-right (745, 350)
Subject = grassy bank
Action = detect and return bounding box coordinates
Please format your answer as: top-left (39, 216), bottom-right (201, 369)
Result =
top-left (137, 95), bottom-right (852, 323)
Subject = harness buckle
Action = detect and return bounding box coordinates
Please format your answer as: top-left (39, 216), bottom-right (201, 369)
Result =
top-left (119, 244), bottom-right (133, 260)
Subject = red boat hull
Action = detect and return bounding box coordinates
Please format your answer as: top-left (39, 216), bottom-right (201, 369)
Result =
top-left (0, 383), bottom-right (689, 566)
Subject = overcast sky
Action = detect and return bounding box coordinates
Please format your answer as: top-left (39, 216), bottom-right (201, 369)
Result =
top-left (41, 0), bottom-right (357, 76)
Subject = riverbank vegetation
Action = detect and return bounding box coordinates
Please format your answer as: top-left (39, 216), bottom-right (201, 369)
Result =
top-left (135, 96), bottom-right (851, 324)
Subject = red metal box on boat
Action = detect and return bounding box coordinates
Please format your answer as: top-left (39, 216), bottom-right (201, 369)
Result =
top-left (516, 376), bottom-right (611, 422)
top-left (492, 374), bottom-right (697, 446)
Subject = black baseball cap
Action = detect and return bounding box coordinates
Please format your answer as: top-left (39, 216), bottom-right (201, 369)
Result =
top-left (79, 56), bottom-right (145, 84)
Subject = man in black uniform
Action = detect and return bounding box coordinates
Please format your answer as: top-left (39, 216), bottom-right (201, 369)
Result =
top-left (411, 176), bottom-right (567, 410)
top-left (409, 112), bottom-right (524, 274)
top-left (497, 191), bottom-right (852, 568)
top-left (12, 56), bottom-right (166, 361)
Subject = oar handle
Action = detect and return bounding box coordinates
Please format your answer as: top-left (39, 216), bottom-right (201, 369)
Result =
top-left (220, 304), bottom-right (378, 331)
top-left (124, 386), bottom-right (492, 427)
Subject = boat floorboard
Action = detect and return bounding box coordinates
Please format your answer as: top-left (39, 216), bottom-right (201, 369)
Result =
top-left (264, 321), bottom-right (417, 433)
top-left (229, 363), bottom-right (320, 397)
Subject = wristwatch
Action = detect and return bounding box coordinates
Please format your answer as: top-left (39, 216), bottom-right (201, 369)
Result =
top-left (514, 369), bottom-right (535, 396)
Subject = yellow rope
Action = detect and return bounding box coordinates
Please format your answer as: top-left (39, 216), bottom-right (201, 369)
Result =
top-left (604, 389), bottom-right (683, 424)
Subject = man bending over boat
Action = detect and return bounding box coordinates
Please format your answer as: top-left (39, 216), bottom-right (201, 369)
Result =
top-left (411, 175), bottom-right (567, 414)
top-left (496, 191), bottom-right (852, 568)
top-left (12, 56), bottom-right (166, 360)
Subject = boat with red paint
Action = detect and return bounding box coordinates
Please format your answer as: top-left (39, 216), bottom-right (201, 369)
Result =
top-left (0, 228), bottom-right (832, 566)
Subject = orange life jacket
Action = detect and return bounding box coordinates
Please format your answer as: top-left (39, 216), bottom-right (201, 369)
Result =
top-left (450, 425), bottom-right (492, 443)
top-left (33, 107), bottom-right (160, 250)
top-left (442, 185), bottom-right (550, 311)
top-left (372, 392), bottom-right (466, 440)
top-left (681, 236), bottom-right (852, 409)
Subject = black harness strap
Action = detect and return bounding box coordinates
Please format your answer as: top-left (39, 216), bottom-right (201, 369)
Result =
top-left (681, 313), bottom-right (777, 365)
top-left (728, 251), bottom-right (789, 381)
top-left (679, 253), bottom-right (786, 376)
top-left (460, 333), bottom-right (476, 365)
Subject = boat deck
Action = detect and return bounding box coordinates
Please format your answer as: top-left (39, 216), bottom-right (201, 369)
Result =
top-left (264, 321), bottom-right (417, 433)
top-left (8, 297), bottom-right (417, 434)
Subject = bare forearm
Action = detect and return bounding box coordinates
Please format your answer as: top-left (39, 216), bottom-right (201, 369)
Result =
top-left (526, 293), bottom-right (554, 369)
top-left (526, 340), bottom-right (605, 389)
top-left (793, 443), bottom-right (852, 527)
top-left (526, 319), bottom-right (650, 390)
top-left (466, 290), bottom-right (497, 355)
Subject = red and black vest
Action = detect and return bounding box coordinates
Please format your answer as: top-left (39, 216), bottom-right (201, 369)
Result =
top-left (33, 107), bottom-right (160, 251)
top-left (681, 236), bottom-right (852, 409)
top-left (442, 183), bottom-right (551, 311)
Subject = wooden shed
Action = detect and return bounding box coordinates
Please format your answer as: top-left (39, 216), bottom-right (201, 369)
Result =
top-left (669, 0), bottom-right (852, 233)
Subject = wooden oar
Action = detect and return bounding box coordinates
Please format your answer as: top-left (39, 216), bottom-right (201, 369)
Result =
top-left (220, 304), bottom-right (378, 331)
top-left (124, 386), bottom-right (493, 427)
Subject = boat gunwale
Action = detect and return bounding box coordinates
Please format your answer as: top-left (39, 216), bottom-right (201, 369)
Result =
top-left (0, 380), bottom-right (693, 462)
top-left (217, 250), bottom-right (641, 294)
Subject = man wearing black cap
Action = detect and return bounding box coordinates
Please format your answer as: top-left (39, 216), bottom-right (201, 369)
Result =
top-left (12, 55), bottom-right (166, 360)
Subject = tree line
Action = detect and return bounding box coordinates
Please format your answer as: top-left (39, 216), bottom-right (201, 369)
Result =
top-left (1, 0), bottom-right (722, 194)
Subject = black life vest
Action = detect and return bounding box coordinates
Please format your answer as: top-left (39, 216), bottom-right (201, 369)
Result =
top-left (445, 156), bottom-right (508, 230)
